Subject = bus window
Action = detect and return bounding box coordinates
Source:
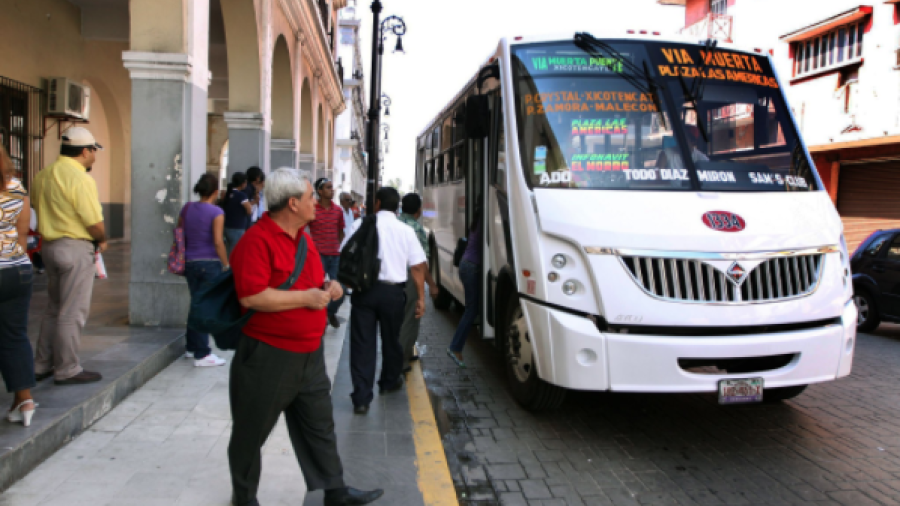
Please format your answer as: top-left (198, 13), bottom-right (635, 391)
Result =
top-left (436, 156), bottom-right (445, 184)
top-left (442, 116), bottom-right (454, 152)
top-left (445, 151), bottom-right (455, 182)
top-left (432, 127), bottom-right (441, 158)
top-left (454, 108), bottom-right (466, 144)
top-left (426, 160), bottom-right (434, 186)
top-left (454, 146), bottom-right (464, 181)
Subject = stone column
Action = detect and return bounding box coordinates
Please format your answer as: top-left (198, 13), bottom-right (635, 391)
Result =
top-left (298, 153), bottom-right (315, 178)
top-left (224, 112), bottom-right (268, 177)
top-left (270, 139), bottom-right (297, 170)
top-left (123, 52), bottom-right (207, 326)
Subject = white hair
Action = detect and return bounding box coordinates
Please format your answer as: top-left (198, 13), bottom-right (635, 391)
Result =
top-left (265, 167), bottom-right (309, 213)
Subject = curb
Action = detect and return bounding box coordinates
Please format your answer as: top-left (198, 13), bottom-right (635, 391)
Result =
top-left (406, 360), bottom-right (459, 505)
top-left (0, 332), bottom-right (185, 493)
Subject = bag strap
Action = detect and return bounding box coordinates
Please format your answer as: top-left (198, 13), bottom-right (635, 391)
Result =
top-left (278, 234), bottom-right (308, 290)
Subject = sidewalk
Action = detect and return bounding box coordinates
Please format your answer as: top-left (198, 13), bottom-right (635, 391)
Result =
top-left (1, 299), bottom-right (454, 505)
top-left (0, 244), bottom-right (184, 492)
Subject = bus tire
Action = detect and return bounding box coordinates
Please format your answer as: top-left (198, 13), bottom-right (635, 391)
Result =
top-left (503, 295), bottom-right (566, 411)
top-left (764, 384), bottom-right (807, 403)
top-left (430, 242), bottom-right (453, 310)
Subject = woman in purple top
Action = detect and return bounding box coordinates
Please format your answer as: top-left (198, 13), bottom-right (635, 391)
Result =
top-left (448, 207), bottom-right (482, 367)
top-left (180, 174), bottom-right (228, 367)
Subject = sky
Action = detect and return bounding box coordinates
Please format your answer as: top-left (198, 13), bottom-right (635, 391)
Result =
top-left (355, 0), bottom-right (686, 192)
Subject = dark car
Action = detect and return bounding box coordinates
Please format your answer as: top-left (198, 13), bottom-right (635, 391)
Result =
top-left (850, 229), bottom-right (900, 332)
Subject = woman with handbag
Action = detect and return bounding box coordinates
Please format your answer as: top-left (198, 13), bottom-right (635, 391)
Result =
top-left (180, 173), bottom-right (229, 367)
top-left (0, 145), bottom-right (38, 426)
top-left (447, 207), bottom-right (482, 368)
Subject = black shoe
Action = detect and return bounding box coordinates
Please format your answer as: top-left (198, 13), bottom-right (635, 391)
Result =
top-left (54, 370), bottom-right (103, 385)
top-left (328, 313), bottom-right (341, 328)
top-left (35, 371), bottom-right (53, 382)
top-left (324, 487), bottom-right (384, 506)
top-left (353, 404), bottom-right (369, 415)
top-left (380, 377), bottom-right (404, 393)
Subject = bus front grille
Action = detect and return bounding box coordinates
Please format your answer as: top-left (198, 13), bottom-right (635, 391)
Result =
top-left (620, 254), bottom-right (824, 304)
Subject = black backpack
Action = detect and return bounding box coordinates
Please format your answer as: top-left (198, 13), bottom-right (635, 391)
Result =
top-left (338, 215), bottom-right (380, 292)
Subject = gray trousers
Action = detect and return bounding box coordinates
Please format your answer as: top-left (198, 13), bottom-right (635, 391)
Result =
top-left (398, 269), bottom-right (420, 369)
top-left (34, 238), bottom-right (94, 380)
top-left (228, 336), bottom-right (344, 505)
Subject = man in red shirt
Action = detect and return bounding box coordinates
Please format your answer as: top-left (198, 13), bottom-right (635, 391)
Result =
top-left (309, 178), bottom-right (345, 328)
top-left (229, 168), bottom-right (383, 506)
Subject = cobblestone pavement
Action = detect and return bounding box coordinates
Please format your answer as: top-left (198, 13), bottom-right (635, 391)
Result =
top-left (417, 299), bottom-right (900, 506)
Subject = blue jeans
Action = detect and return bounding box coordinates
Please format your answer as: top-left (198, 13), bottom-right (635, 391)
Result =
top-left (224, 228), bottom-right (245, 257)
top-left (185, 260), bottom-right (223, 359)
top-left (0, 264), bottom-right (36, 392)
top-left (449, 260), bottom-right (480, 353)
top-left (320, 254), bottom-right (345, 317)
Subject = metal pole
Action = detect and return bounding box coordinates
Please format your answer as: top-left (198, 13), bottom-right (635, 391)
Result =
top-left (365, 0), bottom-right (383, 214)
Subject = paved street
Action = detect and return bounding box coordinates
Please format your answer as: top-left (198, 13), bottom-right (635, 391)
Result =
top-left (419, 300), bottom-right (900, 506)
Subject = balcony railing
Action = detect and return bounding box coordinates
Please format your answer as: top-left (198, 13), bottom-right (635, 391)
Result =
top-left (679, 14), bottom-right (733, 43)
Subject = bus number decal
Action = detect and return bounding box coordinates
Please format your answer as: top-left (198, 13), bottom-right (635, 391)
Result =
top-left (702, 211), bottom-right (746, 232)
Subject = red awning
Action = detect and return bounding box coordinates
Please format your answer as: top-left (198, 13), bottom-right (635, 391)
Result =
top-left (780, 6), bottom-right (873, 43)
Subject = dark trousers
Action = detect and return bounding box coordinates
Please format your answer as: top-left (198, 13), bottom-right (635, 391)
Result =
top-left (227, 336), bottom-right (344, 505)
top-left (184, 260), bottom-right (222, 359)
top-left (320, 254), bottom-right (345, 317)
top-left (349, 282), bottom-right (406, 407)
top-left (0, 264), bottom-right (36, 393)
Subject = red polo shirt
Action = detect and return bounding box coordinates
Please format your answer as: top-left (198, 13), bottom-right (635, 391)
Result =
top-left (231, 213), bottom-right (327, 353)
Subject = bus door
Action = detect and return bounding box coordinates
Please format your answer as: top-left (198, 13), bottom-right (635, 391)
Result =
top-left (486, 87), bottom-right (510, 336)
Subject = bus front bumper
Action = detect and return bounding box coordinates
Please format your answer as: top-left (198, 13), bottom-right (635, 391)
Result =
top-left (520, 300), bottom-right (857, 393)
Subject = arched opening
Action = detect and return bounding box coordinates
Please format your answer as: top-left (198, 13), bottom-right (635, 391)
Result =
top-left (299, 78), bottom-right (314, 176)
top-left (316, 103), bottom-right (325, 180)
top-left (219, 0), bottom-right (261, 112)
top-left (271, 35), bottom-right (293, 139)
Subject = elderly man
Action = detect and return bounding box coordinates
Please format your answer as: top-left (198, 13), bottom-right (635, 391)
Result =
top-left (229, 168), bottom-right (383, 506)
top-left (339, 192), bottom-right (356, 239)
top-left (32, 126), bottom-right (106, 385)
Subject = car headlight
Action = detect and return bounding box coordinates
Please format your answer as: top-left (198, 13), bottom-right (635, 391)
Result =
top-left (551, 254), bottom-right (567, 269)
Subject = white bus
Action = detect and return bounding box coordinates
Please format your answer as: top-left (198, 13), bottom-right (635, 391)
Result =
top-left (416, 32), bottom-right (856, 410)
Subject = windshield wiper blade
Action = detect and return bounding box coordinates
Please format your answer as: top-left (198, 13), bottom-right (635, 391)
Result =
top-left (573, 32), bottom-right (668, 128)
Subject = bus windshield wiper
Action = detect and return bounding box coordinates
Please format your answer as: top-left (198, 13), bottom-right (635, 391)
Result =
top-left (574, 32), bottom-right (668, 129)
top-left (676, 38), bottom-right (717, 143)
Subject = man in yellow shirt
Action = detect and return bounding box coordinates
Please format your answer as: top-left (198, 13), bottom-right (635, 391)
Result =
top-left (32, 127), bottom-right (107, 385)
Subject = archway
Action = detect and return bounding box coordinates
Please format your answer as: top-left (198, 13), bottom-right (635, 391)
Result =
top-left (219, 0), bottom-right (261, 112)
top-left (298, 78), bottom-right (314, 176)
top-left (270, 35), bottom-right (296, 170)
top-left (316, 103), bottom-right (325, 179)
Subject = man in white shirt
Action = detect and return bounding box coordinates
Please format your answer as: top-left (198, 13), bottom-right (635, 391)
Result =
top-left (343, 187), bottom-right (427, 414)
top-left (339, 192), bottom-right (356, 239)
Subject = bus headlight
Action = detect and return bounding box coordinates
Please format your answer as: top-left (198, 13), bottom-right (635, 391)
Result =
top-left (562, 280), bottom-right (577, 295)
top-left (552, 254), bottom-right (567, 269)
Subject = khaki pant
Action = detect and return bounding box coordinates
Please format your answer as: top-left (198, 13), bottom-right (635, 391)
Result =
top-left (398, 268), bottom-right (420, 368)
top-left (34, 238), bottom-right (94, 380)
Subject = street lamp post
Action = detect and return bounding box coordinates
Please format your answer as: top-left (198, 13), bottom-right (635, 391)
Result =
top-left (364, 0), bottom-right (405, 213)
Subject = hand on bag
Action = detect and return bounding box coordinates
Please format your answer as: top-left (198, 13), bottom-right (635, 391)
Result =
top-left (307, 289), bottom-right (331, 310)
top-left (97, 241), bottom-right (109, 254)
top-left (324, 281), bottom-right (344, 301)
top-left (415, 299), bottom-right (426, 319)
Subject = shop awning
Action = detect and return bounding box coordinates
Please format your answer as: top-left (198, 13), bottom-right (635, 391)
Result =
top-left (780, 6), bottom-right (873, 43)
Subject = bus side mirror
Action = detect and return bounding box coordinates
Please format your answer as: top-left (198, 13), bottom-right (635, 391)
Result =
top-left (465, 95), bottom-right (490, 140)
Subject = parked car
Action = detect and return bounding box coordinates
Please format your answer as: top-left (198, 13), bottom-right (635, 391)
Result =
top-left (850, 229), bottom-right (900, 332)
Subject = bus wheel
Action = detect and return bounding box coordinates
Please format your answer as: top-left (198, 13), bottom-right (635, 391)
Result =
top-left (504, 296), bottom-right (566, 411)
top-left (430, 244), bottom-right (453, 310)
top-left (764, 385), bottom-right (807, 403)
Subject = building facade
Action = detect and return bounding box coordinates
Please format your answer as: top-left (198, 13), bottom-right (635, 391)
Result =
top-left (0, 0), bottom-right (346, 325)
top-left (333, 0), bottom-right (369, 203)
top-left (661, 0), bottom-right (900, 250)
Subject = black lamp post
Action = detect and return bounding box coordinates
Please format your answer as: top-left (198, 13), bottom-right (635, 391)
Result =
top-left (365, 1), bottom-right (405, 213)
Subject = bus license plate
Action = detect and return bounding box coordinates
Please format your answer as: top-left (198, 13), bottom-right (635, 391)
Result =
top-left (718, 378), bottom-right (764, 405)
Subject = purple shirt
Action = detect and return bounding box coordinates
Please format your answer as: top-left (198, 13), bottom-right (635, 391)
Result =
top-left (462, 223), bottom-right (482, 265)
top-left (182, 202), bottom-right (224, 261)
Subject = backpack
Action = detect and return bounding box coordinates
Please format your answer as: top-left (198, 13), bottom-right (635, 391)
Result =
top-left (337, 215), bottom-right (380, 292)
top-left (187, 235), bottom-right (308, 350)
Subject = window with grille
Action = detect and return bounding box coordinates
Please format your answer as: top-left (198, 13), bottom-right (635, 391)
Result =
top-left (0, 77), bottom-right (43, 190)
top-left (710, 0), bottom-right (727, 16)
top-left (792, 22), bottom-right (864, 78)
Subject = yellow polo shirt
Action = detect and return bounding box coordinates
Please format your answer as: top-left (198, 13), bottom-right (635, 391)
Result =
top-left (32, 156), bottom-right (103, 241)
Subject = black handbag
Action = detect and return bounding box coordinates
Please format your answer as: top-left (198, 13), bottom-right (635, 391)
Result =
top-left (453, 237), bottom-right (468, 267)
top-left (187, 235), bottom-right (307, 350)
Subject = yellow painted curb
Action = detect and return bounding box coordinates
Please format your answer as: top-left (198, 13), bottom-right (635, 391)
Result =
top-left (407, 361), bottom-right (459, 505)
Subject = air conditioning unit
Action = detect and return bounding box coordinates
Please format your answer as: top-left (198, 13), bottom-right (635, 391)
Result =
top-left (47, 78), bottom-right (91, 120)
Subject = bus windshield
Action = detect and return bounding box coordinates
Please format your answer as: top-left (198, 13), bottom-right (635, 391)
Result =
top-left (511, 40), bottom-right (819, 192)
